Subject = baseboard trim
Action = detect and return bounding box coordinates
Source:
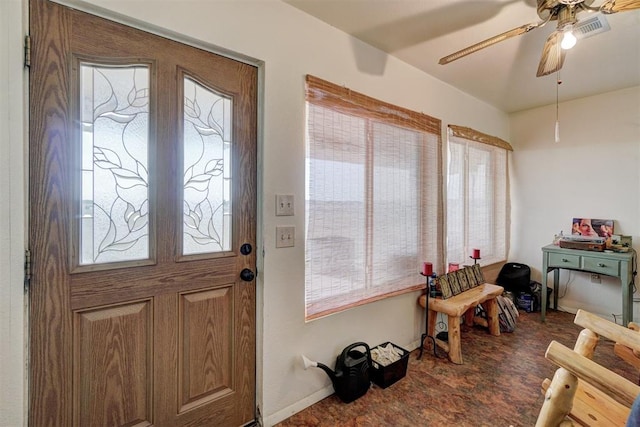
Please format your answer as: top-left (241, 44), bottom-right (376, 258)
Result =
top-left (262, 386), bottom-right (334, 427)
top-left (262, 340), bottom-right (421, 426)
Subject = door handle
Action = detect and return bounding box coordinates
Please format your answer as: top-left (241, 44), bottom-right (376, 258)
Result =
top-left (240, 268), bottom-right (255, 282)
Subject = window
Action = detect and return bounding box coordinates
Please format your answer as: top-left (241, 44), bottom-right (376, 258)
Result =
top-left (182, 76), bottom-right (233, 256)
top-left (304, 75), bottom-right (442, 320)
top-left (446, 125), bottom-right (511, 267)
top-left (79, 64), bottom-right (150, 266)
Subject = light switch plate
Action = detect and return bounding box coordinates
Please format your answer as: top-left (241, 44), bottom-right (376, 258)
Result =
top-left (276, 226), bottom-right (295, 248)
top-left (276, 194), bottom-right (294, 216)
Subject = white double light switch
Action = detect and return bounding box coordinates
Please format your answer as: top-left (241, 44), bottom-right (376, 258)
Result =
top-left (276, 194), bottom-right (294, 216)
top-left (276, 226), bottom-right (295, 248)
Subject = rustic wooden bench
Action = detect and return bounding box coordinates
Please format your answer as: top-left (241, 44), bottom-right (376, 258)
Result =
top-left (536, 310), bottom-right (640, 426)
top-left (418, 283), bottom-right (504, 364)
top-left (614, 321), bottom-right (640, 374)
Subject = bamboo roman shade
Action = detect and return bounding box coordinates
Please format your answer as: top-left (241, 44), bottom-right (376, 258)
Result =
top-left (448, 125), bottom-right (513, 151)
top-left (305, 75), bottom-right (443, 320)
top-left (446, 125), bottom-right (510, 267)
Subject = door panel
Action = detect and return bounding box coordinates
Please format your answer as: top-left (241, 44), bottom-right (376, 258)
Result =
top-left (74, 301), bottom-right (153, 426)
top-left (29, 1), bottom-right (257, 426)
top-left (179, 287), bottom-right (233, 413)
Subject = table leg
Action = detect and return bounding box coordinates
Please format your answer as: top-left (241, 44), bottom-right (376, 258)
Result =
top-left (553, 268), bottom-right (559, 311)
top-left (621, 263), bottom-right (631, 326)
top-left (541, 254), bottom-right (549, 322)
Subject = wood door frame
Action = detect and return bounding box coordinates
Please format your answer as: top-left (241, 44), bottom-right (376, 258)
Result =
top-left (27, 0), bottom-right (264, 425)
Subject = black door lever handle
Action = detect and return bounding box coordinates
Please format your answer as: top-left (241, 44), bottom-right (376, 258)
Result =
top-left (240, 268), bottom-right (255, 282)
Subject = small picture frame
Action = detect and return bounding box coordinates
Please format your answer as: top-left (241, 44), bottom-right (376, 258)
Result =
top-left (456, 269), bottom-right (470, 292)
top-left (439, 275), bottom-right (453, 299)
top-left (448, 272), bottom-right (462, 295)
top-left (572, 217), bottom-right (614, 245)
top-left (465, 267), bottom-right (477, 288)
top-left (472, 263), bottom-right (484, 284)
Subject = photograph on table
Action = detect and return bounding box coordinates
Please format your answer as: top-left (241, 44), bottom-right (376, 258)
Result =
top-left (572, 217), bottom-right (614, 245)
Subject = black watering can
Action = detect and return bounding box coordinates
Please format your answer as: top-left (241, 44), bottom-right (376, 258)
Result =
top-left (302, 342), bottom-right (372, 403)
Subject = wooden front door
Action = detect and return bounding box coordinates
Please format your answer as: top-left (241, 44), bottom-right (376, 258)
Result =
top-left (28, 1), bottom-right (257, 425)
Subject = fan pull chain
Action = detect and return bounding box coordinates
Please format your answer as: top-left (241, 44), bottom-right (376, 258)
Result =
top-left (555, 72), bottom-right (562, 143)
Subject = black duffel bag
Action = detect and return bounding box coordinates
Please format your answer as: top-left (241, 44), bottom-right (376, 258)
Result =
top-left (496, 262), bottom-right (531, 294)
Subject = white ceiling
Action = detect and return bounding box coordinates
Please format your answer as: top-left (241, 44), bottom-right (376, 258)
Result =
top-left (284, 0), bottom-right (640, 113)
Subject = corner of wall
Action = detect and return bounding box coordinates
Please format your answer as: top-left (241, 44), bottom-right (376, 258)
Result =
top-left (0, 0), bottom-right (28, 426)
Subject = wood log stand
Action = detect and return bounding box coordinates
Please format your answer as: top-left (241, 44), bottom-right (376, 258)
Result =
top-left (418, 283), bottom-right (504, 364)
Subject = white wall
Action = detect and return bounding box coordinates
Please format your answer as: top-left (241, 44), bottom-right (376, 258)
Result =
top-left (0, 1), bottom-right (27, 426)
top-left (5, 0), bottom-right (639, 425)
top-left (510, 86), bottom-right (640, 322)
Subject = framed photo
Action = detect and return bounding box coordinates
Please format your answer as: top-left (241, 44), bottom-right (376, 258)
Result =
top-left (438, 275), bottom-right (453, 299)
top-left (448, 272), bottom-right (462, 295)
top-left (465, 267), bottom-right (477, 288)
top-left (572, 217), bottom-right (614, 244)
top-left (456, 269), bottom-right (470, 292)
top-left (472, 263), bottom-right (484, 284)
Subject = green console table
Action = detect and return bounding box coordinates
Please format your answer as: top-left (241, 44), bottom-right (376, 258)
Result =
top-left (541, 244), bottom-right (636, 324)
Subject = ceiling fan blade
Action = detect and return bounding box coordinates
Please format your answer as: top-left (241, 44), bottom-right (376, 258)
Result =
top-left (536, 30), bottom-right (567, 77)
top-left (599, 0), bottom-right (640, 13)
top-left (439, 20), bottom-right (546, 65)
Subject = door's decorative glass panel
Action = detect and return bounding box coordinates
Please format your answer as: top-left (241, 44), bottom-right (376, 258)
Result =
top-left (80, 64), bottom-right (150, 265)
top-left (182, 77), bottom-right (232, 255)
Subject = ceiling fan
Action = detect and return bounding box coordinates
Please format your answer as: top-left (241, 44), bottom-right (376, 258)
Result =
top-left (439, 0), bottom-right (640, 77)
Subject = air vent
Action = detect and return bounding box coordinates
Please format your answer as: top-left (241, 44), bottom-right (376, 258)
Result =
top-left (574, 14), bottom-right (611, 40)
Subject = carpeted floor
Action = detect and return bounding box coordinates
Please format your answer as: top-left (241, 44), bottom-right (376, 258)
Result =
top-left (276, 309), bottom-right (638, 427)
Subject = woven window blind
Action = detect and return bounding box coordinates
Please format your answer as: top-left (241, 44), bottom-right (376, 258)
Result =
top-left (446, 125), bottom-right (511, 267)
top-left (305, 75), bottom-right (443, 320)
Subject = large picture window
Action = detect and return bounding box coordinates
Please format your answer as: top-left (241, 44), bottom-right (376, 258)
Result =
top-left (446, 125), bottom-right (511, 267)
top-left (305, 75), bottom-right (442, 320)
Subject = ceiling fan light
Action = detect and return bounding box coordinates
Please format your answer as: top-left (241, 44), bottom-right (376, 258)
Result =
top-left (561, 29), bottom-right (577, 49)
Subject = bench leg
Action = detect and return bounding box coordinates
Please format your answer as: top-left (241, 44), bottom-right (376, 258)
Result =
top-left (447, 315), bottom-right (463, 364)
top-left (483, 299), bottom-right (500, 336)
top-left (464, 308), bottom-right (475, 326)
